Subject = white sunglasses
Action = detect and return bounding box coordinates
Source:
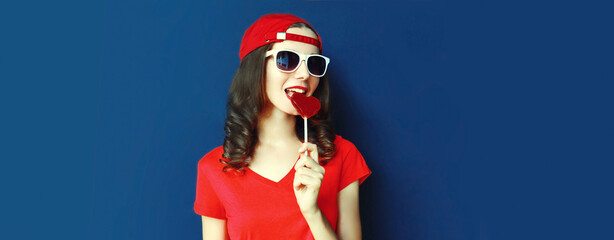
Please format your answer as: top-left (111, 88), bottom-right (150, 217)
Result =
top-left (265, 50), bottom-right (330, 77)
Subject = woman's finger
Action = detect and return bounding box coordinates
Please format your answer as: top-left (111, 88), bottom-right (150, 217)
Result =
top-left (294, 152), bottom-right (315, 168)
top-left (295, 166), bottom-right (324, 180)
top-left (298, 142), bottom-right (316, 152)
top-left (298, 143), bottom-right (319, 162)
top-left (293, 174), bottom-right (303, 189)
top-left (301, 156), bottom-right (324, 171)
top-left (295, 173), bottom-right (320, 187)
top-left (295, 155), bottom-right (324, 173)
top-left (294, 156), bottom-right (308, 171)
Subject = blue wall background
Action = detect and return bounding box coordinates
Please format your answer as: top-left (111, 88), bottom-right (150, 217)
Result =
top-left (3, 0), bottom-right (613, 239)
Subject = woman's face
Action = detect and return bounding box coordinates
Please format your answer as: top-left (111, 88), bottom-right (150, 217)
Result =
top-left (264, 27), bottom-right (321, 116)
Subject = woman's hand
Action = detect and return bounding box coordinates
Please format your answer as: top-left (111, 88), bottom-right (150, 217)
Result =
top-left (293, 142), bottom-right (325, 216)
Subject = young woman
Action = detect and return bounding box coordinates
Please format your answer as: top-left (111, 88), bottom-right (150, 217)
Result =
top-left (194, 14), bottom-right (371, 240)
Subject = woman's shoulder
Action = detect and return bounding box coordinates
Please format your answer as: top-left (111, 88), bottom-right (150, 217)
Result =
top-left (333, 135), bottom-right (361, 155)
top-left (197, 146), bottom-right (225, 172)
top-left (331, 135), bottom-right (371, 186)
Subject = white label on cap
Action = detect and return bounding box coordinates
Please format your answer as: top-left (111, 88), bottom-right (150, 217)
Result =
top-left (276, 32), bottom-right (286, 40)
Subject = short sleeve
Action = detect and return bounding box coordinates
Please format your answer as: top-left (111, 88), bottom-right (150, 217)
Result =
top-left (339, 141), bottom-right (372, 191)
top-left (194, 157), bottom-right (226, 219)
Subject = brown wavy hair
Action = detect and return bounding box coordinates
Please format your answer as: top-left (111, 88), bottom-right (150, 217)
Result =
top-left (220, 24), bottom-right (336, 172)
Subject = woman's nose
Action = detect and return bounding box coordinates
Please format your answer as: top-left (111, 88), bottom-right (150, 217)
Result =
top-left (294, 60), bottom-right (310, 80)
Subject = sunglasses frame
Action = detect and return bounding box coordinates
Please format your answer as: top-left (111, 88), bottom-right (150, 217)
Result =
top-left (265, 50), bottom-right (330, 77)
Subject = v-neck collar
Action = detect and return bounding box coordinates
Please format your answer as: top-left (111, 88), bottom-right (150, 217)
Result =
top-left (245, 166), bottom-right (295, 185)
top-left (245, 156), bottom-right (300, 186)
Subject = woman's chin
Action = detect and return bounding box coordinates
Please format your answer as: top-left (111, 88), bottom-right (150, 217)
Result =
top-left (268, 105), bottom-right (299, 117)
top-left (286, 110), bottom-right (300, 117)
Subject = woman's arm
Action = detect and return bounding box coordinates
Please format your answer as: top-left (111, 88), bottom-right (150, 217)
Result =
top-left (201, 216), bottom-right (229, 240)
top-left (302, 208), bottom-right (338, 240)
top-left (337, 180), bottom-right (362, 240)
top-left (294, 143), bottom-right (338, 240)
top-left (300, 180), bottom-right (361, 240)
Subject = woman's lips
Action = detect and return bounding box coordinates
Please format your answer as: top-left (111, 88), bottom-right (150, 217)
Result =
top-left (284, 86), bottom-right (308, 99)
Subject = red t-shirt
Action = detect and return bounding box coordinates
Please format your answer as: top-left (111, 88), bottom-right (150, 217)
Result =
top-left (194, 135), bottom-right (371, 239)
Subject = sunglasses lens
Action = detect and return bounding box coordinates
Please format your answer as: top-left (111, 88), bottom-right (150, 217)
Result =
top-left (276, 51), bottom-right (300, 71)
top-left (307, 56), bottom-right (327, 76)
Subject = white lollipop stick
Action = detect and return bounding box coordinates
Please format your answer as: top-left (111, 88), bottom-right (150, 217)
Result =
top-left (303, 117), bottom-right (308, 143)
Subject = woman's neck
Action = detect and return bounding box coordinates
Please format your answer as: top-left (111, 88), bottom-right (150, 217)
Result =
top-left (257, 106), bottom-right (299, 146)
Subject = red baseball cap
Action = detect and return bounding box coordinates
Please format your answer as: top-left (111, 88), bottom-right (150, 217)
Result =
top-left (239, 14), bottom-right (322, 60)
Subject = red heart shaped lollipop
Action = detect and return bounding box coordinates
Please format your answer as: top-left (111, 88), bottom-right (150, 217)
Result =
top-left (289, 92), bottom-right (321, 118)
